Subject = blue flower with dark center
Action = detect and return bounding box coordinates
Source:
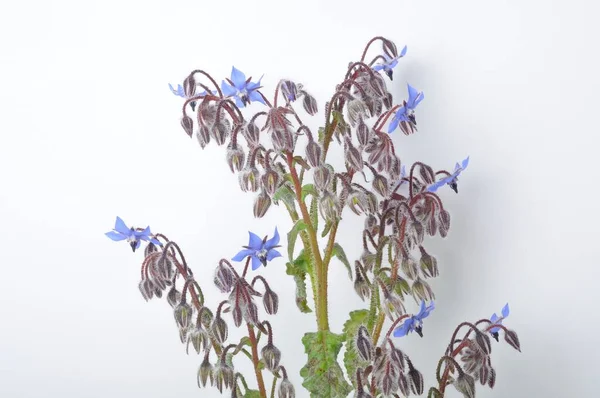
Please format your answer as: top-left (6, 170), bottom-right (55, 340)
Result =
top-left (232, 228), bottom-right (282, 270)
top-left (169, 83), bottom-right (212, 112)
top-left (372, 45), bottom-right (407, 80)
top-left (489, 303), bottom-right (510, 341)
top-left (427, 157), bottom-right (470, 193)
top-left (388, 84), bottom-right (424, 134)
top-left (105, 216), bottom-right (161, 252)
top-left (393, 300), bottom-right (435, 338)
top-left (221, 66), bottom-right (266, 108)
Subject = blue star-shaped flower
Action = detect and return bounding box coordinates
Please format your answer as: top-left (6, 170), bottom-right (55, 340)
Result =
top-left (393, 300), bottom-right (435, 338)
top-left (372, 45), bottom-right (407, 80)
top-left (221, 66), bottom-right (266, 108)
top-left (388, 84), bottom-right (424, 134)
top-left (232, 228), bottom-right (282, 270)
top-left (105, 216), bottom-right (161, 252)
top-left (427, 156), bottom-right (470, 193)
top-left (489, 303), bottom-right (510, 341)
top-left (169, 83), bottom-right (212, 112)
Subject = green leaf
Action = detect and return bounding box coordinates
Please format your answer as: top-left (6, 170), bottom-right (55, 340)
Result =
top-left (273, 183), bottom-right (297, 214)
top-left (300, 331), bottom-right (352, 398)
top-left (244, 389), bottom-right (262, 398)
top-left (301, 183), bottom-right (318, 202)
top-left (294, 155), bottom-right (312, 170)
top-left (332, 243), bottom-right (352, 280)
top-left (309, 196), bottom-right (318, 232)
top-left (342, 309), bottom-right (370, 388)
top-left (321, 221), bottom-right (332, 237)
top-left (287, 220), bottom-right (307, 261)
top-left (286, 251), bottom-right (312, 313)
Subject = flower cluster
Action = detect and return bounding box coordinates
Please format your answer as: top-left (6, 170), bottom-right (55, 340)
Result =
top-left (106, 35), bottom-right (520, 398)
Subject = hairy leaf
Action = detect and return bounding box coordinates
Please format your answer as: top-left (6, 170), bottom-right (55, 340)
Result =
top-left (301, 183), bottom-right (318, 202)
top-left (342, 309), bottom-right (370, 388)
top-left (286, 251), bottom-right (312, 313)
top-left (300, 331), bottom-right (352, 398)
top-left (332, 243), bottom-right (352, 280)
top-left (287, 219), bottom-right (307, 261)
top-left (322, 220), bottom-right (332, 237)
top-left (310, 196), bottom-right (319, 232)
top-left (244, 389), bottom-right (262, 398)
top-left (273, 183), bottom-right (297, 214)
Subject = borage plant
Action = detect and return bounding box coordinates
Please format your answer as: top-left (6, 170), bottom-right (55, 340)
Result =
top-left (106, 36), bottom-right (520, 398)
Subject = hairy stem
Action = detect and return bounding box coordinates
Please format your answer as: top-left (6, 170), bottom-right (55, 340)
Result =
top-left (247, 324), bottom-right (267, 398)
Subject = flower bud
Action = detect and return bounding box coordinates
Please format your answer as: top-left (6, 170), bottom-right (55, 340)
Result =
top-left (356, 118), bottom-right (371, 148)
top-left (411, 277), bottom-right (435, 302)
top-left (261, 169), bottom-right (280, 196)
top-left (181, 116), bottom-right (194, 138)
top-left (278, 377), bottom-right (295, 398)
top-left (347, 99), bottom-right (367, 126)
top-left (211, 120), bottom-right (230, 145)
top-left (364, 191), bottom-right (378, 214)
top-left (196, 125), bottom-right (211, 148)
top-left (231, 304), bottom-right (243, 327)
top-left (226, 144), bottom-right (245, 173)
top-left (197, 351), bottom-right (214, 387)
top-left (319, 191), bottom-right (340, 222)
top-left (354, 263), bottom-right (371, 301)
top-left (356, 326), bottom-right (373, 362)
top-left (305, 140), bottom-right (322, 167)
top-left (174, 302), bottom-right (193, 329)
top-left (397, 372), bottom-right (409, 396)
top-left (261, 343), bottom-right (281, 371)
top-left (302, 93), bottom-right (318, 115)
top-left (313, 166), bottom-right (332, 192)
top-left (213, 362), bottom-right (235, 393)
top-left (263, 288), bottom-right (279, 315)
top-left (401, 256), bottom-right (419, 280)
top-left (347, 190), bottom-right (368, 216)
top-left (138, 279), bottom-right (154, 301)
top-left (504, 329), bottom-right (521, 352)
top-left (167, 287), bottom-right (181, 308)
top-left (364, 215), bottom-right (378, 236)
top-left (253, 191), bottom-right (272, 218)
top-left (453, 373), bottom-right (476, 398)
top-left (281, 80), bottom-right (298, 102)
top-left (360, 250), bottom-right (376, 272)
top-left (407, 362), bottom-right (424, 395)
top-left (383, 92), bottom-right (393, 109)
top-left (382, 290), bottom-right (405, 321)
top-left (369, 74), bottom-right (387, 97)
top-left (344, 138), bottom-right (364, 172)
top-left (183, 74), bottom-right (196, 97)
top-left (438, 209), bottom-right (451, 235)
top-left (419, 247), bottom-right (439, 278)
top-left (187, 327), bottom-right (209, 354)
top-left (238, 167), bottom-right (260, 192)
top-left (243, 300), bottom-right (260, 325)
top-left (364, 97), bottom-right (383, 118)
top-left (211, 315), bottom-right (228, 344)
top-left (200, 307), bottom-right (214, 329)
top-left (372, 173), bottom-right (389, 197)
top-left (214, 264), bottom-right (235, 293)
top-left (243, 122), bottom-right (260, 147)
top-left (475, 330), bottom-right (492, 355)
top-left (387, 340), bottom-right (405, 372)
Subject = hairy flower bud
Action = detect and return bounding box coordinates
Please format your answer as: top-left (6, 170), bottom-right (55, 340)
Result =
top-left (183, 74), bottom-right (196, 97)
top-left (401, 256), bottom-right (419, 280)
top-left (281, 80), bottom-right (298, 102)
top-left (360, 249), bottom-right (377, 272)
top-left (475, 330), bottom-right (492, 355)
top-left (419, 247), bottom-right (439, 278)
top-left (174, 301), bottom-right (193, 329)
top-left (504, 329), bottom-right (521, 352)
top-left (211, 120), bottom-right (230, 145)
top-left (214, 263), bottom-right (235, 293)
top-left (187, 327), bottom-right (209, 355)
top-left (263, 288), bottom-right (279, 315)
top-left (243, 122), bottom-right (260, 147)
top-left (319, 191), bottom-right (340, 222)
top-left (347, 190), bottom-right (368, 216)
top-left (364, 215), bottom-right (379, 236)
top-left (239, 167), bottom-right (260, 192)
top-left (196, 125), bottom-right (211, 148)
top-left (253, 190), bottom-right (272, 218)
top-left (226, 144), bottom-right (245, 173)
top-left (407, 362), bottom-right (424, 395)
top-left (383, 92), bottom-right (393, 109)
top-left (438, 209), bottom-right (451, 237)
top-left (454, 373), bottom-right (476, 398)
top-left (261, 169), bottom-right (281, 197)
top-left (372, 173), bottom-right (389, 197)
top-left (302, 93), bottom-right (318, 115)
top-left (181, 115), bottom-right (194, 138)
top-left (278, 377), bottom-right (295, 398)
top-left (271, 127), bottom-right (296, 152)
top-left (344, 138), bottom-right (364, 172)
top-left (364, 96), bottom-right (383, 118)
top-left (214, 362), bottom-right (234, 393)
top-left (397, 372), bottom-right (409, 396)
top-left (211, 315), bottom-right (228, 344)
top-left (138, 279), bottom-right (154, 301)
top-left (243, 300), bottom-right (260, 325)
top-left (369, 74), bottom-right (387, 97)
top-left (305, 140), bottom-right (322, 168)
top-left (354, 262), bottom-right (371, 301)
top-left (313, 166), bottom-right (332, 192)
top-left (197, 352), bottom-right (214, 388)
top-left (261, 343), bottom-right (281, 371)
top-left (411, 277), bottom-right (435, 302)
top-left (356, 326), bottom-right (373, 362)
top-left (167, 287), bottom-right (181, 308)
top-left (347, 99), bottom-right (368, 126)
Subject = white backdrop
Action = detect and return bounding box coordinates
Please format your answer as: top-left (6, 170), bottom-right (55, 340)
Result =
top-left (1, 0), bottom-right (598, 397)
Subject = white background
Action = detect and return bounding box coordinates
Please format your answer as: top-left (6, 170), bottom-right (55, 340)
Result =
top-left (1, 0), bottom-right (598, 397)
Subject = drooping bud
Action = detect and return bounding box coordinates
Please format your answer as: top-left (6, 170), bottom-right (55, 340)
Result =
top-left (344, 138), bottom-right (364, 172)
top-left (347, 99), bottom-right (368, 126)
top-left (302, 93), bottom-right (318, 115)
top-left (504, 329), bottom-right (521, 352)
top-left (226, 143), bottom-right (245, 173)
top-left (453, 372), bottom-right (476, 398)
top-left (347, 190), bottom-right (368, 216)
top-left (474, 330), bottom-right (492, 355)
top-left (319, 191), bottom-right (340, 222)
top-left (387, 339), bottom-right (405, 372)
top-left (243, 122), bottom-right (260, 147)
top-left (261, 343), bottom-right (281, 371)
top-left (231, 304), bottom-right (243, 327)
top-left (138, 279), bottom-right (154, 301)
top-left (397, 372), bottom-right (409, 396)
top-left (372, 173), bottom-right (389, 197)
top-left (407, 361), bottom-right (424, 395)
top-left (356, 117), bottom-right (371, 147)
top-left (187, 327), bottom-right (209, 354)
top-left (410, 222), bottom-right (425, 247)
top-left (253, 190), bottom-right (272, 218)
top-left (214, 263), bottom-right (235, 293)
top-left (419, 247), bottom-right (439, 278)
top-left (280, 80), bottom-right (298, 102)
top-left (197, 351), bottom-right (214, 387)
top-left (401, 256), bottom-right (419, 280)
top-left (369, 73), bottom-right (387, 97)
top-left (305, 140), bottom-right (322, 168)
top-left (278, 377), bottom-right (295, 398)
top-left (383, 92), bottom-right (393, 109)
top-left (213, 361), bottom-right (235, 393)
top-left (174, 301), bottom-right (193, 329)
top-left (196, 125), bottom-right (211, 148)
top-left (363, 191), bottom-right (378, 214)
top-left (211, 119), bottom-right (230, 145)
top-left (360, 249), bottom-right (377, 272)
top-left (238, 167), bottom-right (260, 192)
top-left (411, 277), bottom-right (435, 302)
top-left (242, 300), bottom-right (260, 325)
top-left (356, 326), bottom-right (373, 362)
top-left (354, 262), bottom-right (371, 301)
top-left (364, 215), bottom-right (379, 236)
top-left (438, 209), bottom-right (451, 237)
top-left (211, 315), bottom-right (228, 344)
top-left (313, 166), bottom-right (332, 192)
top-left (181, 116), bottom-right (194, 138)
top-left (183, 74), bottom-right (196, 97)
top-left (261, 168), bottom-right (281, 196)
top-left (263, 287), bottom-right (279, 315)
top-left (167, 287), bottom-right (181, 308)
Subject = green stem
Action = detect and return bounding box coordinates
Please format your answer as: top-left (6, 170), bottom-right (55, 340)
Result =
top-left (247, 324), bottom-right (268, 398)
top-left (270, 374), bottom-right (278, 398)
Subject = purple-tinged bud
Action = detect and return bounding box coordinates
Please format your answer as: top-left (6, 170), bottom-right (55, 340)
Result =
top-left (487, 366), bottom-right (496, 388)
top-left (197, 351), bottom-right (214, 387)
top-left (387, 340), bottom-right (405, 372)
top-left (478, 362), bottom-right (490, 385)
top-left (382, 290), bottom-right (405, 321)
top-left (344, 138), bottom-right (364, 172)
top-left (475, 330), bottom-right (492, 355)
top-left (231, 305), bottom-right (243, 327)
top-left (401, 256), bottom-right (419, 280)
top-left (383, 92), bottom-right (393, 110)
top-left (281, 80), bottom-right (298, 102)
top-left (305, 140), bottom-right (323, 168)
top-left (504, 329), bottom-right (521, 352)
top-left (397, 372), bottom-right (409, 396)
top-left (347, 190), bottom-right (368, 216)
top-left (261, 343), bottom-right (281, 371)
top-left (138, 279), bottom-right (154, 301)
top-left (407, 361), bottom-right (424, 395)
top-left (243, 300), bottom-right (260, 325)
top-left (438, 209), bottom-right (451, 234)
top-left (167, 287), bottom-right (181, 308)
top-left (183, 75), bottom-right (196, 97)
top-left (271, 128), bottom-right (295, 153)
top-left (389, 156), bottom-right (402, 181)
top-left (263, 288), bottom-right (279, 315)
top-left (419, 247), bottom-right (439, 278)
top-left (181, 116), bottom-right (194, 138)
top-left (253, 191), bottom-right (272, 218)
top-left (354, 262), bottom-right (371, 301)
top-left (356, 326), bottom-right (373, 362)
top-left (278, 377), bottom-right (295, 398)
top-left (313, 166), bottom-right (332, 192)
top-left (409, 222), bottom-right (425, 247)
top-left (347, 99), bottom-right (368, 126)
top-left (364, 97), bottom-right (383, 118)
top-left (461, 341), bottom-right (485, 374)
top-left (356, 118), bottom-right (371, 147)
top-left (211, 120), bottom-right (230, 146)
top-left (302, 93), bottom-right (318, 115)
top-left (213, 362), bottom-right (235, 393)
top-left (364, 215), bottom-right (379, 236)
top-left (360, 250), bottom-right (376, 272)
top-left (200, 307), bottom-right (214, 329)
top-left (187, 327), bottom-right (209, 354)
top-left (211, 315), bottom-right (228, 344)
top-left (214, 263), bottom-right (235, 293)
top-left (319, 191), bottom-right (340, 222)
top-left (453, 373), bottom-right (476, 398)
top-left (261, 169), bottom-right (281, 197)
top-left (238, 167), bottom-right (260, 192)
top-left (369, 74), bottom-right (387, 97)
top-left (364, 191), bottom-right (378, 214)
top-left (226, 144), bottom-right (245, 173)
top-left (411, 277), bottom-right (435, 302)
top-left (243, 122), bottom-right (261, 147)
top-left (196, 125), bottom-right (211, 148)
top-left (174, 301), bottom-right (193, 329)
top-left (372, 174), bottom-right (389, 197)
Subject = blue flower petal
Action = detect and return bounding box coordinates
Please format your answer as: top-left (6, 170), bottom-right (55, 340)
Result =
top-left (490, 313), bottom-right (499, 323)
top-left (105, 231), bottom-right (127, 241)
top-left (150, 237), bottom-right (162, 246)
top-left (251, 255), bottom-right (261, 270)
top-left (264, 227), bottom-right (280, 249)
top-left (266, 249), bottom-right (282, 261)
top-left (388, 113), bottom-right (401, 134)
top-left (234, 96), bottom-right (245, 108)
top-left (114, 217), bottom-right (131, 235)
top-left (501, 303), bottom-right (510, 318)
top-left (393, 318), bottom-right (414, 337)
top-left (461, 156), bottom-right (470, 170)
top-left (221, 81), bottom-right (237, 97)
top-left (232, 248), bottom-right (255, 262)
top-left (230, 66), bottom-right (247, 90)
top-left (400, 45), bottom-right (408, 57)
top-left (372, 64), bottom-right (385, 71)
top-left (248, 90), bottom-right (266, 105)
top-left (248, 231), bottom-right (263, 250)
